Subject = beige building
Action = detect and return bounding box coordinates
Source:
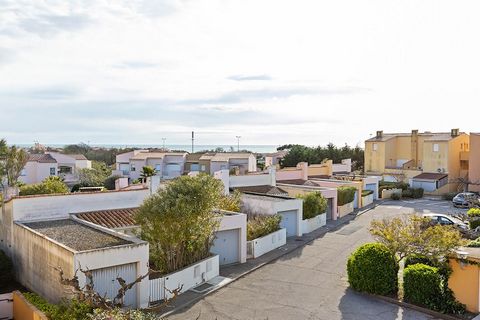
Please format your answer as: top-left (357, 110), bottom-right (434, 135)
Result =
top-left (365, 129), bottom-right (470, 193)
top-left (469, 133), bottom-right (480, 192)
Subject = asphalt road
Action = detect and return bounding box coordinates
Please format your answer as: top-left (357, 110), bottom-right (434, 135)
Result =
top-left (167, 200), bottom-right (458, 320)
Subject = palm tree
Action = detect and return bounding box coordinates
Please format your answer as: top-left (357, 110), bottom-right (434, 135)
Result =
top-left (5, 145), bottom-right (29, 187)
top-left (140, 166), bottom-right (157, 182)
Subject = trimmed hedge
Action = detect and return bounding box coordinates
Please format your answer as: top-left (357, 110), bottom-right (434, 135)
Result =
top-left (404, 254), bottom-right (435, 269)
top-left (0, 250), bottom-right (13, 285)
top-left (361, 190), bottom-right (373, 197)
top-left (391, 193), bottom-right (401, 200)
top-left (404, 263), bottom-right (442, 309)
top-left (247, 214), bottom-right (282, 241)
top-left (298, 192), bottom-right (327, 219)
top-left (337, 186), bottom-right (357, 206)
top-left (347, 243), bottom-right (398, 295)
top-left (470, 220), bottom-right (480, 229)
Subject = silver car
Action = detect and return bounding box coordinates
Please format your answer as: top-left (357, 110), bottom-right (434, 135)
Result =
top-left (422, 213), bottom-right (469, 231)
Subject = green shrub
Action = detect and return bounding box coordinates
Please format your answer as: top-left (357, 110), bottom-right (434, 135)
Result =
top-left (470, 220), bottom-right (480, 229)
top-left (88, 308), bottom-right (161, 319)
top-left (23, 292), bottom-right (93, 320)
top-left (338, 186), bottom-right (356, 206)
top-left (298, 192), bottom-right (327, 219)
top-left (19, 176), bottom-right (69, 196)
top-left (404, 254), bottom-right (435, 268)
top-left (412, 188), bottom-right (424, 198)
top-left (247, 215), bottom-right (282, 241)
top-left (347, 243), bottom-right (398, 295)
top-left (468, 208), bottom-right (480, 217)
top-left (0, 250), bottom-right (13, 285)
top-left (442, 192), bottom-right (457, 201)
top-left (391, 193), bottom-right (401, 200)
top-left (402, 189), bottom-right (413, 198)
top-left (467, 237), bottom-right (480, 247)
top-left (362, 190), bottom-right (373, 197)
top-left (403, 263), bottom-right (442, 309)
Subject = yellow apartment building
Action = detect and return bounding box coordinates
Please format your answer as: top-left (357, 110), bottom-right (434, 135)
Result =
top-left (365, 129), bottom-right (469, 193)
top-left (469, 133), bottom-right (480, 193)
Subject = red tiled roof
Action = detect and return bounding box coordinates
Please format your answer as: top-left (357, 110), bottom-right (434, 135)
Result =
top-left (412, 173), bottom-right (448, 181)
top-left (28, 153), bottom-right (57, 163)
top-left (75, 208), bottom-right (139, 229)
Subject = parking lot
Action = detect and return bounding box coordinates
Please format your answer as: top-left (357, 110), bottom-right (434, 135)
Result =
top-left (167, 199), bottom-right (461, 320)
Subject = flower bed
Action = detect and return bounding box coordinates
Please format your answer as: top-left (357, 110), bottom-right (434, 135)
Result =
top-left (247, 228), bottom-right (286, 259)
top-left (301, 213), bottom-right (326, 234)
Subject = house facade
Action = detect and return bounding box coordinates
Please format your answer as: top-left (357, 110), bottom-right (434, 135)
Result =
top-left (185, 152), bottom-right (257, 175)
top-left (113, 151), bottom-right (188, 181)
top-left (47, 152), bottom-right (92, 184)
top-left (365, 129), bottom-right (470, 193)
top-left (19, 154), bottom-right (58, 185)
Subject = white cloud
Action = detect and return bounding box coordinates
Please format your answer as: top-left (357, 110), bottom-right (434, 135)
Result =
top-left (1, 0), bottom-right (479, 147)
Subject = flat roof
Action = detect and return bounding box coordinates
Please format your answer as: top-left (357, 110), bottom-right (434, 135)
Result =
top-left (24, 219), bottom-right (132, 251)
top-left (241, 193), bottom-right (295, 202)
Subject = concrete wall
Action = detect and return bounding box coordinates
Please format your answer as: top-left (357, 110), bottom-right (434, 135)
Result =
top-left (228, 168), bottom-right (276, 188)
top-left (310, 179), bottom-right (362, 209)
top-left (12, 223), bottom-right (76, 304)
top-left (448, 258), bottom-right (479, 313)
top-left (469, 134), bottom-right (480, 192)
top-left (247, 228), bottom-right (286, 259)
top-left (19, 162), bottom-right (57, 185)
top-left (276, 162), bottom-right (308, 181)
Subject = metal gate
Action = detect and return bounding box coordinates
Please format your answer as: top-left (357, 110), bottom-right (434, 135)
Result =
top-left (92, 263), bottom-right (138, 308)
top-left (211, 229), bottom-right (240, 265)
top-left (278, 210), bottom-right (298, 237)
top-left (0, 293), bottom-right (12, 320)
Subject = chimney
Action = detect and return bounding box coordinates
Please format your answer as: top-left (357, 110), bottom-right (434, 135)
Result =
top-left (451, 128), bottom-right (459, 137)
top-left (376, 130), bottom-right (383, 138)
top-left (411, 129), bottom-right (418, 136)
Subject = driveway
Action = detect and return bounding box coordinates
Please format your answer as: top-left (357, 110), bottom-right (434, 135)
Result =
top-left (167, 200), bottom-right (451, 320)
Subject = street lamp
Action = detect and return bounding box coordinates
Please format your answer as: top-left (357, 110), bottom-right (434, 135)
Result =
top-left (236, 136), bottom-right (241, 152)
top-left (162, 138), bottom-right (166, 150)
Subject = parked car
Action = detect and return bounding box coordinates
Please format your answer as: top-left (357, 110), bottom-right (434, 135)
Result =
top-left (422, 213), bottom-right (469, 231)
top-left (452, 192), bottom-right (478, 208)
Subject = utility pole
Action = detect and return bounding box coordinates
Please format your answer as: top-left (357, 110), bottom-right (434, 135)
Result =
top-left (162, 138), bottom-right (166, 150)
top-left (236, 136), bottom-right (241, 152)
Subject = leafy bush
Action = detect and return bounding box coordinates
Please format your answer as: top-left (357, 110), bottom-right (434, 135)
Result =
top-left (362, 190), bottom-right (373, 197)
top-left (247, 214), bottom-right (282, 241)
top-left (412, 188), bottom-right (424, 199)
top-left (87, 308), bottom-right (162, 319)
top-left (403, 263), bottom-right (465, 314)
top-left (403, 263), bottom-right (442, 309)
top-left (470, 220), bottom-right (480, 229)
top-left (19, 176), bottom-right (69, 196)
top-left (402, 189), bottom-right (413, 198)
top-left (0, 250), bottom-right (13, 285)
top-left (22, 293), bottom-right (92, 320)
top-left (298, 192), bottom-right (327, 219)
top-left (442, 192), bottom-right (457, 201)
top-left (218, 190), bottom-right (241, 212)
top-left (468, 208), bottom-right (480, 217)
top-left (337, 186), bottom-right (356, 206)
top-left (104, 175), bottom-right (121, 190)
top-left (391, 193), bottom-right (401, 200)
top-left (404, 254), bottom-right (435, 269)
top-left (379, 181), bottom-right (409, 190)
top-left (467, 237), bottom-right (480, 247)
top-left (347, 243), bottom-right (398, 295)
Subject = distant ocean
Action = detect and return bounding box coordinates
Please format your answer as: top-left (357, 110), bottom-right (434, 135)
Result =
top-left (18, 144), bottom-right (279, 154)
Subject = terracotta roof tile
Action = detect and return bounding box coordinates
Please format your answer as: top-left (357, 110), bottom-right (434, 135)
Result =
top-left (28, 153), bottom-right (57, 163)
top-left (75, 208), bottom-right (139, 229)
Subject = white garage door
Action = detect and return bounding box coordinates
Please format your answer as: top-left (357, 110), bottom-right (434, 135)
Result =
top-left (278, 210), bottom-right (298, 237)
top-left (165, 164), bottom-right (181, 178)
top-left (211, 229), bottom-right (240, 265)
top-left (411, 180), bottom-right (437, 192)
top-left (91, 263), bottom-right (137, 308)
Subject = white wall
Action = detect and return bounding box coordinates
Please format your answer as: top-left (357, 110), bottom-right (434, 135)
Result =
top-left (19, 162), bottom-right (57, 185)
top-left (216, 212), bottom-right (247, 264)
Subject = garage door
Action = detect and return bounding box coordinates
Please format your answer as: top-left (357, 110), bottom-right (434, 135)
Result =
top-left (91, 263), bottom-right (137, 308)
top-left (211, 229), bottom-right (240, 265)
top-left (365, 183), bottom-right (377, 199)
top-left (411, 180), bottom-right (437, 192)
top-left (278, 210), bottom-right (298, 237)
top-left (165, 164), bottom-right (181, 178)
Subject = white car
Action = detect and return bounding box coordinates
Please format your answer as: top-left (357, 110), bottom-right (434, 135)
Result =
top-left (422, 213), bottom-right (469, 231)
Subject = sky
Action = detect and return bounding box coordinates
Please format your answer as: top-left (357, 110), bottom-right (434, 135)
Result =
top-left (1, 0), bottom-right (480, 147)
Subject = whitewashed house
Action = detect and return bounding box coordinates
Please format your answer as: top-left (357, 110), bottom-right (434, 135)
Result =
top-left (113, 151), bottom-right (187, 181)
top-left (19, 154), bottom-right (58, 184)
top-left (47, 152), bottom-right (92, 184)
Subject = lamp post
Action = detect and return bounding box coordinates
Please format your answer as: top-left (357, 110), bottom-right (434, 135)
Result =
top-left (236, 136), bottom-right (241, 152)
top-left (162, 138), bottom-right (166, 150)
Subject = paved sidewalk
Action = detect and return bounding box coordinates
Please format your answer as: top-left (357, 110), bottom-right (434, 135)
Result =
top-left (149, 205), bottom-right (370, 317)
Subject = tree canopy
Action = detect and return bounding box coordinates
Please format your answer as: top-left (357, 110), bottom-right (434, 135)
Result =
top-left (277, 143), bottom-right (364, 171)
top-left (19, 176), bottom-right (69, 196)
top-left (77, 161), bottom-right (112, 187)
top-left (135, 174), bottom-right (224, 274)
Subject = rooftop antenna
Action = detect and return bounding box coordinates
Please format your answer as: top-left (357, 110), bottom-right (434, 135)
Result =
top-left (191, 131), bottom-right (195, 153)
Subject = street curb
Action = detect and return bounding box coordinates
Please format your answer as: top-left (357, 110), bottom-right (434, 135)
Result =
top-left (158, 205), bottom-right (373, 317)
top-left (362, 293), bottom-right (468, 320)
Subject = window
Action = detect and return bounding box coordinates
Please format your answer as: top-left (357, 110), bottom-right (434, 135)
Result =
top-left (190, 164), bottom-right (200, 171)
top-left (433, 144), bottom-right (439, 152)
top-left (438, 216), bottom-right (453, 225)
top-left (59, 166), bottom-right (72, 174)
top-left (201, 165), bottom-right (206, 171)
top-left (373, 143), bottom-right (378, 151)
top-left (131, 164), bottom-right (136, 172)
top-left (155, 164), bottom-right (162, 172)
top-left (50, 167), bottom-right (56, 176)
